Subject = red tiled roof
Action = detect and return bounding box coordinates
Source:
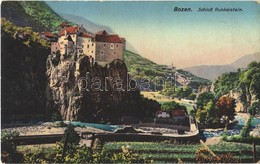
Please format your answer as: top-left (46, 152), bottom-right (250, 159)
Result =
top-left (79, 32), bottom-right (93, 38)
top-left (94, 34), bottom-right (123, 43)
top-left (171, 110), bottom-right (186, 116)
top-left (59, 26), bottom-right (78, 36)
top-left (41, 31), bottom-right (56, 38)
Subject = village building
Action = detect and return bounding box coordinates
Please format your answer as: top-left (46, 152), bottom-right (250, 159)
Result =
top-left (49, 22), bottom-right (125, 63)
top-left (156, 111), bottom-right (171, 118)
top-left (170, 109), bottom-right (188, 121)
top-left (156, 109), bottom-right (188, 121)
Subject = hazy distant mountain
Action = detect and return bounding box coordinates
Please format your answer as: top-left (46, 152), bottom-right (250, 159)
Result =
top-left (59, 13), bottom-right (113, 34)
top-left (230, 52), bottom-right (260, 68)
top-left (183, 52), bottom-right (260, 81)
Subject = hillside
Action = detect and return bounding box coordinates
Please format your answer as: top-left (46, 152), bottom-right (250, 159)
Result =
top-left (184, 52), bottom-right (260, 81)
top-left (1, 1), bottom-right (66, 32)
top-left (123, 50), bottom-right (211, 88)
top-left (213, 61), bottom-right (260, 112)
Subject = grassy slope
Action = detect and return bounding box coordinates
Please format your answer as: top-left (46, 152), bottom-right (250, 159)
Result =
top-left (1, 1), bottom-right (70, 33)
top-left (123, 50), bottom-right (211, 88)
top-left (18, 1), bottom-right (68, 32)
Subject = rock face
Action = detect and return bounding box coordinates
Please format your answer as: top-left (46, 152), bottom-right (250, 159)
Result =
top-left (197, 85), bottom-right (212, 95)
top-left (46, 53), bottom-right (148, 122)
top-left (1, 30), bottom-right (49, 121)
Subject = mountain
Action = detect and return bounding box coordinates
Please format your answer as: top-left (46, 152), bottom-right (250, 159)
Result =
top-left (230, 52), bottom-right (260, 68)
top-left (184, 52), bottom-right (260, 81)
top-left (1, 1), bottom-right (45, 32)
top-left (59, 13), bottom-right (113, 34)
top-left (1, 1), bottom-right (65, 32)
top-left (123, 50), bottom-right (211, 88)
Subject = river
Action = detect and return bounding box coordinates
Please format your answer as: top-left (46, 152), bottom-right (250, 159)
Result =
top-left (203, 115), bottom-right (260, 139)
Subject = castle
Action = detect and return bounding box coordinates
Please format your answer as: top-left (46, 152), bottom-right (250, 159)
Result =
top-left (44, 22), bottom-right (126, 63)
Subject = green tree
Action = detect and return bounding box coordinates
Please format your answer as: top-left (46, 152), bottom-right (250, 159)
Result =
top-left (205, 100), bottom-right (218, 124)
top-left (248, 102), bottom-right (260, 116)
top-left (239, 62), bottom-right (260, 112)
top-left (196, 92), bottom-right (215, 109)
top-left (161, 101), bottom-right (186, 111)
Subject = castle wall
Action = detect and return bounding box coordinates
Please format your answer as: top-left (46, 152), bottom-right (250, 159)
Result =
top-left (95, 42), bottom-right (123, 63)
top-left (77, 36), bottom-right (95, 57)
top-left (51, 42), bottom-right (60, 54)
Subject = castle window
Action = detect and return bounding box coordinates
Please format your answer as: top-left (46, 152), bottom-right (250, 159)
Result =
top-left (92, 43), bottom-right (94, 46)
top-left (104, 44), bottom-right (106, 48)
top-left (87, 45), bottom-right (89, 48)
top-left (100, 51), bottom-right (104, 55)
top-left (110, 44), bottom-right (114, 49)
top-left (116, 44), bottom-right (119, 49)
top-left (91, 51), bottom-right (93, 53)
top-left (114, 52), bottom-right (116, 55)
top-left (88, 39), bottom-right (90, 42)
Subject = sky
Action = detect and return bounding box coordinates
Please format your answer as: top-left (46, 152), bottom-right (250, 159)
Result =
top-left (46, 1), bottom-right (260, 68)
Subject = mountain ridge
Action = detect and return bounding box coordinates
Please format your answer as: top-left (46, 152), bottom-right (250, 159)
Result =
top-left (183, 52), bottom-right (260, 81)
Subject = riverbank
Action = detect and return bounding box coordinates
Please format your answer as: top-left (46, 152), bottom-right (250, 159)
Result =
top-left (1, 122), bottom-right (107, 136)
top-left (203, 112), bottom-right (250, 145)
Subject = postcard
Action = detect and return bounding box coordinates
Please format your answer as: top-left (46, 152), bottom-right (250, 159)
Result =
top-left (1, 1), bottom-right (260, 163)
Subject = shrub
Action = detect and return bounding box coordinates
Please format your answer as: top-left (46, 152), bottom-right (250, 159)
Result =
top-left (1, 131), bottom-right (23, 163)
top-left (195, 147), bottom-right (239, 163)
top-left (52, 142), bottom-right (93, 163)
top-left (111, 146), bottom-right (152, 163)
top-left (61, 124), bottom-right (80, 145)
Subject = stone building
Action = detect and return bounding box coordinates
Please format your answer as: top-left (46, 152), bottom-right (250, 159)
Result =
top-left (93, 30), bottom-right (124, 63)
top-left (50, 22), bottom-right (125, 63)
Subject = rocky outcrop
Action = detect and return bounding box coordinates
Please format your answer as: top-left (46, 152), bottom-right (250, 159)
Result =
top-left (46, 53), bottom-right (152, 122)
top-left (197, 85), bottom-right (212, 95)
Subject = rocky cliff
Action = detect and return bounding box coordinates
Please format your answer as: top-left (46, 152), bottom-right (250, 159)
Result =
top-left (46, 53), bottom-right (153, 122)
top-left (1, 28), bottom-right (49, 121)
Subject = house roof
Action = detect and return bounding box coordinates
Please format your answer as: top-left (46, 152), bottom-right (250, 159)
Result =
top-left (79, 32), bottom-right (93, 38)
top-left (121, 37), bottom-right (126, 42)
top-left (94, 34), bottom-right (123, 43)
top-left (96, 30), bottom-right (109, 35)
top-left (59, 26), bottom-right (79, 36)
top-left (171, 110), bottom-right (186, 116)
top-left (41, 31), bottom-right (57, 38)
